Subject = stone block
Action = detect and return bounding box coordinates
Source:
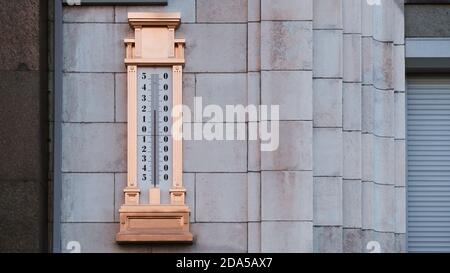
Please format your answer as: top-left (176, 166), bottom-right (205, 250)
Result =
top-left (343, 0), bottom-right (361, 34)
top-left (248, 0), bottom-right (261, 22)
top-left (373, 89), bottom-right (394, 137)
top-left (261, 171), bottom-right (313, 221)
top-left (361, 133), bottom-right (373, 182)
top-left (248, 222), bottom-right (261, 253)
top-left (313, 0), bottom-right (342, 29)
top-left (394, 45), bottom-right (406, 92)
top-left (372, 183), bottom-right (395, 233)
top-left (61, 223), bottom-right (151, 253)
top-left (314, 226), bottom-right (343, 253)
top-left (178, 24), bottom-right (247, 73)
top-left (262, 71), bottom-right (313, 121)
top-left (196, 173), bottom-right (247, 222)
top-left (261, 0), bottom-right (313, 21)
top-left (343, 131), bottom-right (362, 180)
top-left (314, 177), bottom-right (343, 226)
top-left (115, 73), bottom-right (127, 122)
top-left (313, 128), bottom-right (343, 176)
top-left (343, 82), bottom-right (362, 131)
top-left (63, 23), bottom-right (131, 72)
top-left (62, 173), bottom-right (114, 222)
top-left (395, 139), bottom-right (406, 187)
top-left (372, 0), bottom-right (394, 42)
top-left (373, 40), bottom-right (394, 90)
top-left (183, 138), bottom-right (247, 172)
top-left (262, 121), bottom-right (313, 171)
top-left (114, 0), bottom-right (196, 23)
top-left (361, 85), bottom-right (373, 134)
top-left (395, 187), bottom-right (406, 234)
top-left (343, 179), bottom-right (362, 228)
top-left (373, 135), bottom-right (395, 185)
top-left (63, 73), bottom-right (115, 122)
top-left (248, 122), bottom-right (261, 171)
top-left (248, 172), bottom-right (261, 222)
top-left (63, 6), bottom-right (114, 23)
top-left (343, 228), bottom-right (363, 253)
top-left (197, 0), bottom-right (248, 23)
top-left (343, 34), bottom-right (362, 82)
top-left (152, 223), bottom-right (248, 253)
top-left (248, 23), bottom-right (261, 72)
top-left (313, 79), bottom-right (342, 127)
top-left (395, 91), bottom-right (406, 139)
top-left (196, 73), bottom-right (247, 122)
top-left (261, 21), bottom-right (313, 70)
top-left (314, 30), bottom-right (343, 78)
top-left (361, 181), bottom-right (373, 230)
top-left (261, 221), bottom-right (313, 253)
top-left (62, 123), bottom-right (127, 172)
top-left (362, 37), bottom-right (373, 85)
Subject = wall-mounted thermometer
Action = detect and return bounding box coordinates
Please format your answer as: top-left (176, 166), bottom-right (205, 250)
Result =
top-left (116, 12), bottom-right (193, 243)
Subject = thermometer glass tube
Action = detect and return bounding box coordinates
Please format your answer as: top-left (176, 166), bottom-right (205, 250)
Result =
top-left (137, 67), bottom-right (173, 204)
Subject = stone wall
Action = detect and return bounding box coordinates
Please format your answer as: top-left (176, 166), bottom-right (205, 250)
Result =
top-left (0, 0), bottom-right (48, 252)
top-left (59, 0), bottom-right (406, 253)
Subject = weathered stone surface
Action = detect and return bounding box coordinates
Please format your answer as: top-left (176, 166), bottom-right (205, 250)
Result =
top-left (362, 37), bottom-right (373, 85)
top-left (62, 173), bottom-right (114, 223)
top-left (248, 23), bottom-right (261, 72)
top-left (343, 0), bottom-right (361, 34)
top-left (314, 177), bottom-right (343, 226)
top-left (115, 73), bottom-right (127, 123)
top-left (261, 21), bottom-right (313, 70)
top-left (372, 183), bottom-right (395, 233)
top-left (343, 228), bottom-right (363, 253)
top-left (248, 172), bottom-right (261, 222)
top-left (178, 24), bottom-right (247, 73)
top-left (261, 0), bottom-right (313, 21)
top-left (314, 30), bottom-right (343, 78)
top-left (362, 230), bottom-right (396, 253)
top-left (395, 139), bottom-right (406, 187)
top-left (196, 73), bottom-right (247, 121)
top-left (395, 91), bottom-right (406, 139)
top-left (183, 138), bottom-right (247, 172)
top-left (63, 73), bottom-right (115, 122)
top-left (152, 223), bottom-right (248, 253)
top-left (248, 0), bottom-right (261, 22)
top-left (313, 0), bottom-right (342, 29)
top-left (314, 226), bottom-right (343, 253)
top-left (313, 79), bottom-right (342, 127)
top-left (63, 23), bottom-right (132, 72)
top-left (262, 71), bottom-right (313, 121)
top-left (262, 171), bottom-right (313, 221)
top-left (373, 41), bottom-right (394, 90)
top-left (343, 82), bottom-right (362, 131)
top-left (197, 0), bottom-right (248, 23)
top-left (61, 223), bottom-right (151, 253)
top-left (248, 222), bottom-right (261, 253)
top-left (362, 181), bottom-right (373, 230)
top-left (262, 121), bottom-right (313, 171)
top-left (373, 136), bottom-right (395, 185)
top-left (261, 221), bottom-right (313, 253)
top-left (343, 179), bottom-right (362, 228)
top-left (373, 89), bottom-right (394, 137)
top-left (313, 128), bottom-right (343, 176)
top-left (63, 6), bottom-right (114, 23)
top-left (114, 0), bottom-right (196, 23)
top-left (62, 123), bottom-right (127, 172)
top-left (395, 187), bottom-right (406, 234)
top-left (343, 34), bottom-right (362, 82)
top-left (343, 131), bottom-right (361, 180)
top-left (196, 173), bottom-right (247, 222)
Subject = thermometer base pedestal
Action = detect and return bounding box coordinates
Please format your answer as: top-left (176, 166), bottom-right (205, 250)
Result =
top-left (116, 205), bottom-right (193, 243)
